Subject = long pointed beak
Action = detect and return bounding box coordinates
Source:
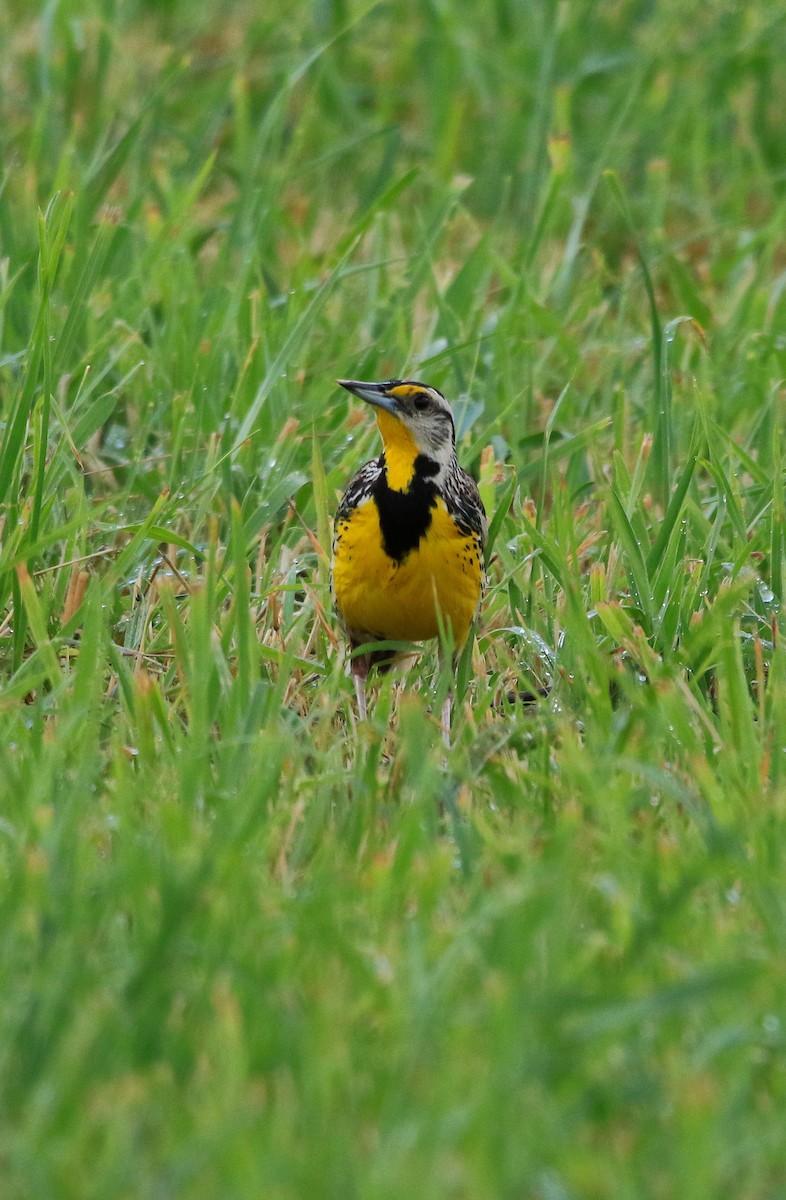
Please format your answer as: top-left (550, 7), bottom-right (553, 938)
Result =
top-left (337, 379), bottom-right (402, 417)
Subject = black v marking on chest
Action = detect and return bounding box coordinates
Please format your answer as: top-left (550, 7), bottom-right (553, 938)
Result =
top-left (372, 459), bottom-right (439, 562)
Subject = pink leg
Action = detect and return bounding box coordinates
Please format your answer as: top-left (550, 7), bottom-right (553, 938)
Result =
top-left (440, 692), bottom-right (452, 748)
top-left (353, 669), bottom-right (367, 721)
top-left (351, 652), bottom-right (368, 721)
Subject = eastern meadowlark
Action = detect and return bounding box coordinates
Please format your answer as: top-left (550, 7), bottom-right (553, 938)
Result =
top-left (331, 378), bottom-right (487, 743)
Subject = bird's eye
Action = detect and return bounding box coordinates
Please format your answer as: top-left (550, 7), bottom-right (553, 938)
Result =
top-left (413, 393), bottom-right (430, 411)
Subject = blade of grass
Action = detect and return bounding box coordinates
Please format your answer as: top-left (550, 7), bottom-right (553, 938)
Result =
top-left (607, 487), bottom-right (655, 627)
top-left (15, 563), bottom-right (61, 688)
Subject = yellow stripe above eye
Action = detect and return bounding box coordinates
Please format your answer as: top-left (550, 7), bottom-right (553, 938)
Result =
top-left (388, 384), bottom-right (422, 400)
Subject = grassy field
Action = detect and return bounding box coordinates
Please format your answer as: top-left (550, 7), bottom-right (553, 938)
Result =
top-left (2, 1), bottom-right (786, 1196)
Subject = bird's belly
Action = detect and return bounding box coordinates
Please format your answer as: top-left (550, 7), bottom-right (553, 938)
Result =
top-left (332, 498), bottom-right (482, 646)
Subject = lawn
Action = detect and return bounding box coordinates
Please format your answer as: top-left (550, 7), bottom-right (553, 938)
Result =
top-left (1, 1), bottom-right (786, 1196)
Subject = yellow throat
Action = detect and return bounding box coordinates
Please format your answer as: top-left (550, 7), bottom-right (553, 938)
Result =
top-left (375, 409), bottom-right (420, 492)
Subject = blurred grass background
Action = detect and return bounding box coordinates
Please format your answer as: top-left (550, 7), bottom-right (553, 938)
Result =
top-left (2, 1), bottom-right (786, 1196)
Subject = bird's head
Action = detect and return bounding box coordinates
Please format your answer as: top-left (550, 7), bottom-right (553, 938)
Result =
top-left (337, 379), bottom-right (456, 474)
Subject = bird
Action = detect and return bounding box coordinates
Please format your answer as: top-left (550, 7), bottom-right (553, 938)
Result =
top-left (331, 378), bottom-right (487, 744)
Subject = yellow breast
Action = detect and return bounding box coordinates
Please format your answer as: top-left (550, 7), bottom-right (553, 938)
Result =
top-left (332, 496), bottom-right (483, 647)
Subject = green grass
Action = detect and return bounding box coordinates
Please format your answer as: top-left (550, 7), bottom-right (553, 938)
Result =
top-left (2, 1), bottom-right (786, 1196)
